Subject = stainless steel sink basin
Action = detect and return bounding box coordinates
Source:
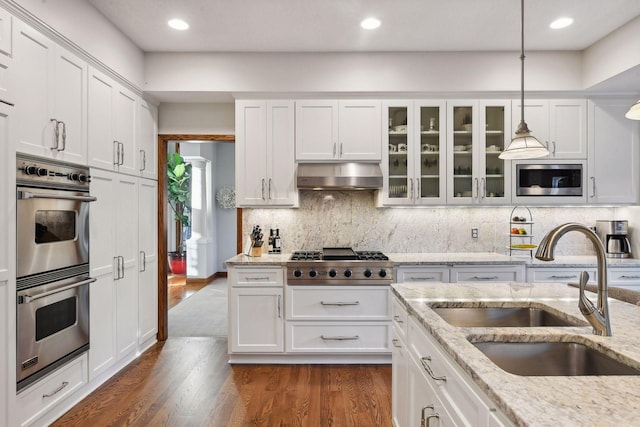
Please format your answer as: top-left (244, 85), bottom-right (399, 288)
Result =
top-left (472, 341), bottom-right (640, 376)
top-left (431, 306), bottom-right (583, 327)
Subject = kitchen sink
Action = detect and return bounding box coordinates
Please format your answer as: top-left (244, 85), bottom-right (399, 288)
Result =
top-left (471, 341), bottom-right (640, 376)
top-left (430, 305), bottom-right (584, 328)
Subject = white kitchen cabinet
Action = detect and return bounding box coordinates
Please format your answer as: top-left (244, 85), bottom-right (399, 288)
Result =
top-left (607, 269), bottom-right (640, 291)
top-left (138, 179), bottom-right (157, 349)
top-left (88, 66), bottom-right (138, 175)
top-left (512, 99), bottom-right (587, 159)
top-left (295, 100), bottom-right (381, 161)
top-left (229, 266), bottom-right (284, 353)
top-left (587, 98), bottom-right (640, 204)
top-left (391, 328), bottom-right (409, 427)
top-left (395, 265), bottom-right (450, 283)
top-left (138, 99), bottom-right (158, 180)
top-left (526, 267), bottom-right (597, 284)
top-left (380, 100), bottom-right (447, 206)
top-left (447, 100), bottom-right (512, 205)
top-left (13, 20), bottom-right (87, 164)
top-left (235, 100), bottom-right (297, 207)
top-left (0, 8), bottom-right (12, 105)
top-left (451, 265), bottom-right (525, 283)
top-left (89, 169), bottom-right (139, 378)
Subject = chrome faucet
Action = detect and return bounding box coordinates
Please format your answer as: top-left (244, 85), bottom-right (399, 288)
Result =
top-left (535, 223), bottom-right (612, 336)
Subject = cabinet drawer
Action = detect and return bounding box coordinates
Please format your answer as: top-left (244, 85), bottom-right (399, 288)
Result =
top-left (395, 266), bottom-right (449, 283)
top-left (232, 267), bottom-right (284, 287)
top-left (392, 297), bottom-right (408, 341)
top-left (527, 268), bottom-right (596, 284)
top-left (287, 286), bottom-right (390, 320)
top-left (608, 269), bottom-right (640, 287)
top-left (286, 322), bottom-right (391, 353)
top-left (451, 266), bottom-right (524, 283)
top-left (17, 353), bottom-right (88, 427)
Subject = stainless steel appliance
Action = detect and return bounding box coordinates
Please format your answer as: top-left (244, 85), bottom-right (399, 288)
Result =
top-left (287, 248), bottom-right (393, 285)
top-left (596, 220), bottom-right (631, 259)
top-left (16, 154), bottom-right (96, 391)
top-left (516, 163), bottom-right (583, 196)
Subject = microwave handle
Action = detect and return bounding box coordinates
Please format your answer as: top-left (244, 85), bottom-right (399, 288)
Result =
top-left (17, 190), bottom-right (97, 203)
top-left (19, 277), bottom-right (96, 304)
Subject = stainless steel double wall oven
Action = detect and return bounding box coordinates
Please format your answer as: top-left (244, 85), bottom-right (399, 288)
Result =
top-left (16, 154), bottom-right (96, 391)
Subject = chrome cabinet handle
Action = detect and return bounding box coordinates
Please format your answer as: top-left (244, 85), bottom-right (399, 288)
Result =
top-left (481, 177), bottom-right (486, 199)
top-left (113, 257), bottom-right (120, 280)
top-left (425, 412), bottom-right (440, 427)
top-left (552, 141), bottom-right (556, 156)
top-left (470, 275), bottom-right (499, 280)
top-left (321, 335), bottom-right (359, 341)
top-left (393, 315), bottom-right (404, 323)
top-left (392, 338), bottom-right (402, 348)
top-left (140, 251), bottom-right (146, 272)
top-left (410, 178), bottom-right (414, 199)
top-left (261, 178), bottom-right (266, 200)
top-left (51, 118), bottom-right (60, 150)
top-left (120, 142), bottom-right (125, 165)
top-left (277, 294), bottom-right (282, 318)
top-left (140, 150), bottom-right (146, 172)
top-left (549, 275), bottom-right (577, 279)
top-left (339, 143), bottom-right (343, 157)
top-left (19, 277), bottom-right (96, 304)
top-left (50, 119), bottom-right (65, 151)
top-left (416, 179), bottom-right (420, 199)
top-left (42, 381), bottom-right (69, 399)
top-left (246, 276), bottom-right (270, 281)
top-left (474, 177), bottom-right (479, 199)
top-left (409, 276), bottom-right (436, 281)
top-left (60, 121), bottom-right (66, 151)
top-left (113, 141), bottom-right (120, 165)
top-left (421, 405), bottom-right (436, 427)
top-left (620, 275), bottom-right (640, 279)
top-left (420, 356), bottom-right (446, 382)
top-left (333, 143), bottom-right (337, 157)
top-left (268, 178), bottom-right (272, 200)
top-left (320, 301), bottom-right (360, 306)
top-left (590, 176), bottom-right (596, 198)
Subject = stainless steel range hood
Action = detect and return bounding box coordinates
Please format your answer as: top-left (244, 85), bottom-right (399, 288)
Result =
top-left (296, 162), bottom-right (383, 190)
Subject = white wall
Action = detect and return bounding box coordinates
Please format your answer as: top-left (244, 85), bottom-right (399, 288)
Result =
top-left (158, 103), bottom-right (235, 134)
top-left (215, 143), bottom-right (237, 271)
top-left (6, 0), bottom-right (145, 88)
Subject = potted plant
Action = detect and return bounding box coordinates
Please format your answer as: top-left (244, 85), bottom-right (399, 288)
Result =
top-left (167, 152), bottom-right (192, 275)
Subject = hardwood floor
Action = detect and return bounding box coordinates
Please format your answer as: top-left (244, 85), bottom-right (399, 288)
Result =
top-left (52, 338), bottom-right (392, 426)
top-left (168, 275), bottom-right (207, 310)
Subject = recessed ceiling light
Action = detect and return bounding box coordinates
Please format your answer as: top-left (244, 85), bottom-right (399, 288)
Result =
top-left (549, 17), bottom-right (574, 29)
top-left (168, 18), bottom-right (189, 31)
top-left (360, 17), bottom-right (381, 30)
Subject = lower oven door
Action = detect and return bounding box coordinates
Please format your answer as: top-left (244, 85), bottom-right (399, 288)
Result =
top-left (17, 275), bottom-right (94, 390)
top-left (16, 186), bottom-right (94, 278)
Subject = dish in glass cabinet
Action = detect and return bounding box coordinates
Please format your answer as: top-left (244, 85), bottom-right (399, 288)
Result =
top-left (453, 145), bottom-right (466, 152)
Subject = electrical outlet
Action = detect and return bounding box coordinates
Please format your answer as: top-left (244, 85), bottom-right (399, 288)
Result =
top-left (471, 228), bottom-right (479, 239)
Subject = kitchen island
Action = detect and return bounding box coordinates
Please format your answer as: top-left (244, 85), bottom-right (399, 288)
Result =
top-left (391, 281), bottom-right (640, 426)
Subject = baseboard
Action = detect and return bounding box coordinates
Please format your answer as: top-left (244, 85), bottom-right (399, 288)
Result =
top-left (186, 271), bottom-right (227, 285)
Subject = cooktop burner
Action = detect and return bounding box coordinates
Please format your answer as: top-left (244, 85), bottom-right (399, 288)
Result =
top-left (289, 248), bottom-right (389, 261)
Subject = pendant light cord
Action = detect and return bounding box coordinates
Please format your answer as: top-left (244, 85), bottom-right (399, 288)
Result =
top-left (519, 0), bottom-right (525, 127)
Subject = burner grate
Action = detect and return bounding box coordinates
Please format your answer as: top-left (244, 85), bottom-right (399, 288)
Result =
top-left (290, 251), bottom-right (322, 261)
top-left (356, 251), bottom-right (389, 261)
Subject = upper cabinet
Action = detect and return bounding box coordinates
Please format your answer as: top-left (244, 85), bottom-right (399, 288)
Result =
top-left (88, 66), bottom-right (138, 175)
top-left (447, 100), bottom-right (511, 205)
top-left (0, 8), bottom-right (12, 106)
top-left (138, 99), bottom-right (158, 180)
top-left (13, 20), bottom-right (87, 164)
top-left (295, 100), bottom-right (382, 161)
top-left (587, 98), bottom-right (640, 204)
top-left (236, 100), bottom-right (298, 207)
top-left (380, 100), bottom-right (447, 205)
top-left (512, 99), bottom-right (587, 159)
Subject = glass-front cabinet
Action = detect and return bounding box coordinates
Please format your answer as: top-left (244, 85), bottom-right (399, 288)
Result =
top-left (446, 100), bottom-right (511, 204)
top-left (380, 100), bottom-right (446, 205)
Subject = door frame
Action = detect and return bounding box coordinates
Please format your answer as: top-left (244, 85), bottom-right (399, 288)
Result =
top-left (157, 134), bottom-right (238, 341)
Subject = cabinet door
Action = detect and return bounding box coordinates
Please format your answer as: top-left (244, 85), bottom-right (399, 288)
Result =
top-left (479, 101), bottom-right (511, 204)
top-left (53, 45), bottom-right (87, 164)
top-left (416, 100), bottom-right (447, 205)
top-left (395, 266), bottom-right (450, 283)
top-left (115, 87), bottom-right (138, 175)
top-left (88, 67), bottom-right (116, 170)
top-left (235, 101), bottom-right (268, 206)
top-left (0, 9), bottom-right (12, 105)
top-left (13, 20), bottom-right (55, 157)
top-left (89, 169), bottom-right (117, 278)
top-left (338, 100), bottom-right (382, 160)
top-left (138, 100), bottom-right (158, 179)
top-left (447, 101), bottom-right (476, 204)
top-left (407, 355), bottom-right (455, 427)
top-left (266, 100), bottom-right (297, 205)
top-left (588, 99), bottom-right (640, 204)
top-left (89, 273), bottom-right (116, 379)
top-left (382, 101), bottom-right (413, 204)
top-left (230, 287), bottom-right (284, 353)
top-left (511, 99), bottom-right (549, 147)
top-left (295, 100), bottom-right (338, 160)
top-left (549, 99), bottom-right (587, 159)
top-left (392, 334), bottom-right (409, 427)
top-left (115, 175), bottom-right (138, 358)
top-left (451, 266), bottom-right (525, 283)
top-left (138, 179), bottom-right (157, 346)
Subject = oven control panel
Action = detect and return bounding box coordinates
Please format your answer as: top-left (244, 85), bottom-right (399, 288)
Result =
top-left (17, 153), bottom-right (91, 190)
top-left (287, 262), bottom-right (393, 285)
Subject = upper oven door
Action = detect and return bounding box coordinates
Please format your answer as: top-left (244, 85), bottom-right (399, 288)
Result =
top-left (16, 186), bottom-right (94, 278)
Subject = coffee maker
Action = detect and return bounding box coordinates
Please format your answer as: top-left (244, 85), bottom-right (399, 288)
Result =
top-left (596, 220), bottom-right (631, 258)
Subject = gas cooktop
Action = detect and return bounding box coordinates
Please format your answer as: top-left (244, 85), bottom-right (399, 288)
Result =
top-left (289, 248), bottom-right (390, 261)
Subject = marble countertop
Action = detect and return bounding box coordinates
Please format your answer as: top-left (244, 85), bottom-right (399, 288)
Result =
top-left (391, 282), bottom-right (640, 426)
top-left (226, 252), bottom-right (640, 268)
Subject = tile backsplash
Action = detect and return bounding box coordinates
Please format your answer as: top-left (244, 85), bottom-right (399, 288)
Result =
top-left (243, 191), bottom-right (622, 256)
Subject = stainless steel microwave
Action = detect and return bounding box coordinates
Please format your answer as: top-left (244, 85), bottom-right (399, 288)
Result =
top-left (516, 164), bottom-right (583, 196)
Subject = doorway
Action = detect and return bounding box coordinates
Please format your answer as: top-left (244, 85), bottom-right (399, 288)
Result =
top-left (157, 134), bottom-right (241, 340)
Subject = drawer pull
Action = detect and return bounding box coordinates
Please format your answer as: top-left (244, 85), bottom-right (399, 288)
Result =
top-left (320, 301), bottom-right (360, 306)
top-left (246, 276), bottom-right (270, 281)
top-left (549, 275), bottom-right (577, 279)
top-left (392, 338), bottom-right (402, 348)
top-left (321, 335), bottom-right (359, 341)
top-left (620, 275), bottom-right (640, 279)
top-left (421, 405), bottom-right (437, 427)
top-left (409, 276), bottom-right (436, 281)
top-left (42, 381), bottom-right (69, 398)
top-left (470, 276), bottom-right (499, 281)
top-left (420, 356), bottom-right (446, 382)
top-left (393, 315), bottom-right (404, 323)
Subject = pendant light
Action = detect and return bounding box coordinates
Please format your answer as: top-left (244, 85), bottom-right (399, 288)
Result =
top-left (626, 99), bottom-right (640, 120)
top-left (499, 0), bottom-right (549, 160)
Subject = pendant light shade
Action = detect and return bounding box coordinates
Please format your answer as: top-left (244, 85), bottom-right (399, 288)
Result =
top-left (499, 0), bottom-right (549, 160)
top-left (626, 99), bottom-right (640, 120)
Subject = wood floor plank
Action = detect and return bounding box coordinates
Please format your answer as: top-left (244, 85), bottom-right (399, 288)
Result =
top-left (53, 338), bottom-right (392, 427)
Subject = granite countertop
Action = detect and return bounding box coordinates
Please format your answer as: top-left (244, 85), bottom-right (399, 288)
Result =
top-left (225, 253), bottom-right (291, 266)
top-left (391, 282), bottom-right (640, 426)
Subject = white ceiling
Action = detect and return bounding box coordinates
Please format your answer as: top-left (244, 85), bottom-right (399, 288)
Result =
top-left (88, 0), bottom-right (640, 53)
